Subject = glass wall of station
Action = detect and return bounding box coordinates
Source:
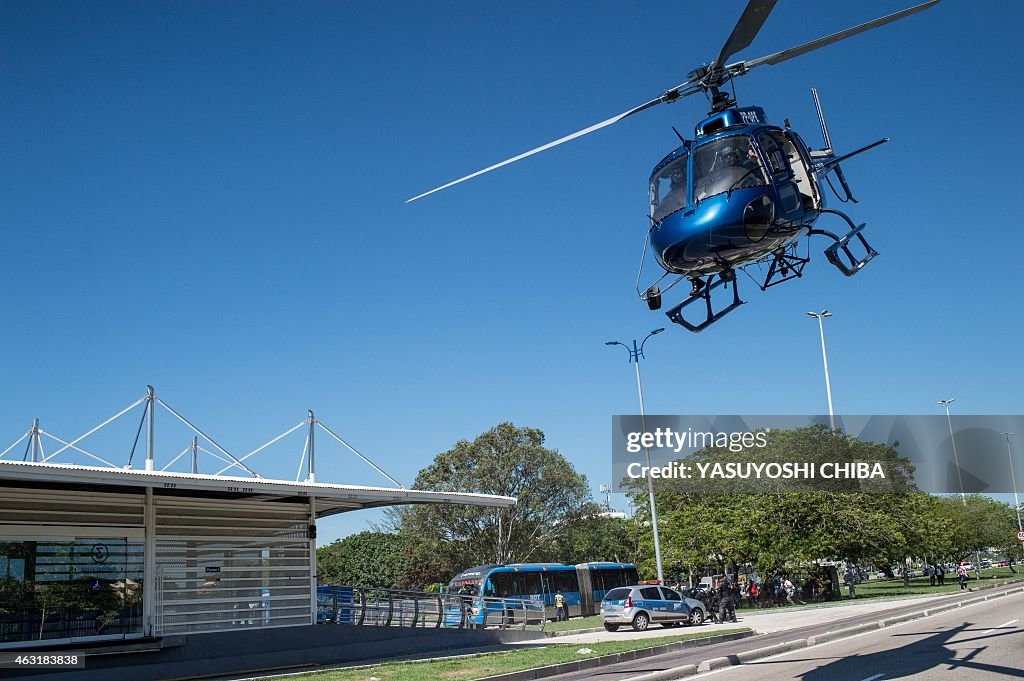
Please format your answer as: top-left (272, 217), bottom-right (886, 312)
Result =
top-left (0, 537), bottom-right (144, 645)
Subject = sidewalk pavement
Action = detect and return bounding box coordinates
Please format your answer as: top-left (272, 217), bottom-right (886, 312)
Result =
top-left (522, 591), bottom-right (965, 645)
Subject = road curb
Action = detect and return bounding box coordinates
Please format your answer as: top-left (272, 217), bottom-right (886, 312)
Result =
top-left (616, 582), bottom-right (1024, 681)
top-left (476, 630), bottom-right (752, 681)
top-left (543, 627), bottom-right (605, 637)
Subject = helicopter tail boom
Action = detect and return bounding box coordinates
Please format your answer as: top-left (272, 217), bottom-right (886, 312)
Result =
top-left (819, 137), bottom-right (890, 173)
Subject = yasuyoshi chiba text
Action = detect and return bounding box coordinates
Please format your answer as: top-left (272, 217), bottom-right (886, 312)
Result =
top-left (626, 461), bottom-right (886, 480)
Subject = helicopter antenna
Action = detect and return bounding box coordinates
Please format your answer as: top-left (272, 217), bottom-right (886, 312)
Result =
top-left (811, 88), bottom-right (833, 156)
top-left (671, 126), bottom-right (685, 143)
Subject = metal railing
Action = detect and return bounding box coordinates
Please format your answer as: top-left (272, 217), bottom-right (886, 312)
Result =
top-left (316, 586), bottom-right (546, 631)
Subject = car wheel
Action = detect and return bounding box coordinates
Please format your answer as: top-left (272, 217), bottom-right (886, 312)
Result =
top-left (603, 623), bottom-right (619, 632)
top-left (632, 612), bottom-right (650, 631)
top-left (689, 608), bottom-right (704, 626)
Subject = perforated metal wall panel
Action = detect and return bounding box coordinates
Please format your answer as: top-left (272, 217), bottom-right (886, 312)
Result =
top-left (153, 497), bottom-right (312, 634)
top-left (0, 486), bottom-right (144, 530)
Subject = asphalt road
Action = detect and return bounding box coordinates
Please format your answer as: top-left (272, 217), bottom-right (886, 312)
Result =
top-left (541, 585), bottom-right (1023, 681)
top-left (695, 589), bottom-right (1024, 680)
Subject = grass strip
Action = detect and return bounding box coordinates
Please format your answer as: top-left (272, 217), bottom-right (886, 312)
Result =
top-left (291, 629), bottom-right (750, 681)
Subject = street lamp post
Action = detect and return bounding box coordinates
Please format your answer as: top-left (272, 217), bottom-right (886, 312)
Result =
top-left (940, 398), bottom-right (981, 577)
top-left (607, 328), bottom-right (666, 584)
top-left (806, 310), bottom-right (835, 430)
top-left (1001, 432), bottom-right (1024, 558)
top-left (938, 399), bottom-right (965, 505)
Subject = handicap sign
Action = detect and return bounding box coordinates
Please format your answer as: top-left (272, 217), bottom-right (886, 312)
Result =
top-left (91, 579), bottom-right (102, 592)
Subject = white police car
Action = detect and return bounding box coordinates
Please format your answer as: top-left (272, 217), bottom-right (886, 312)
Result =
top-left (600, 585), bottom-right (706, 631)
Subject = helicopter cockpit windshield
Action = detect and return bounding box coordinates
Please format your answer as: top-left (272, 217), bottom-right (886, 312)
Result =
top-left (693, 136), bottom-right (766, 203)
top-left (650, 155), bottom-right (688, 223)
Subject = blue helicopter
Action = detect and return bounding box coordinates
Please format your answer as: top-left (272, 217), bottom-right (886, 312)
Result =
top-left (408, 0), bottom-right (941, 332)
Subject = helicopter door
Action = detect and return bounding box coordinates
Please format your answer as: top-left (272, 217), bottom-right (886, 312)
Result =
top-left (769, 130), bottom-right (820, 212)
top-left (758, 131), bottom-right (803, 218)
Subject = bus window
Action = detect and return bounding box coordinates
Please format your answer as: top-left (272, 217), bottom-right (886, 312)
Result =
top-left (625, 566), bottom-right (639, 584)
top-left (490, 572), bottom-right (512, 597)
top-left (515, 572), bottom-right (542, 596)
top-left (556, 571), bottom-right (578, 593)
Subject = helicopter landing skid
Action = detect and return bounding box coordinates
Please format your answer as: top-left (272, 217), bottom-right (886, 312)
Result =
top-left (666, 274), bottom-right (745, 333)
top-left (811, 209), bottom-right (879, 277)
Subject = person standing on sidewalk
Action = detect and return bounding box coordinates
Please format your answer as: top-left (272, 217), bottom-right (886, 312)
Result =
top-left (844, 568), bottom-right (858, 598)
top-left (957, 564), bottom-right (968, 590)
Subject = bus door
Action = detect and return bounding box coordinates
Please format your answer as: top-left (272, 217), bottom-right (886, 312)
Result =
top-left (575, 566), bottom-right (596, 616)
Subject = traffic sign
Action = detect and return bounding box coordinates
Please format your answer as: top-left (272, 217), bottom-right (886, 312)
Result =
top-left (1017, 530), bottom-right (1024, 542)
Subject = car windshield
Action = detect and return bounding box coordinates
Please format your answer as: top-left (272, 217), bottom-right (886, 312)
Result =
top-left (692, 136), bottom-right (766, 202)
top-left (650, 154), bottom-right (687, 223)
top-left (603, 587), bottom-right (631, 601)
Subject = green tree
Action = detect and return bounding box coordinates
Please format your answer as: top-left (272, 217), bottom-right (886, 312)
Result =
top-left (941, 495), bottom-right (1018, 561)
top-left (553, 505), bottom-right (638, 565)
top-left (316, 531), bottom-right (410, 588)
top-left (633, 426), bottom-right (921, 580)
top-left (395, 423), bottom-right (592, 589)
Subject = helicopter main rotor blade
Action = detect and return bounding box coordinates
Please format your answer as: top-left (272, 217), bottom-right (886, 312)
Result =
top-left (711, 0), bottom-right (778, 74)
top-left (406, 81), bottom-right (696, 203)
top-left (736, 0), bottom-right (940, 72)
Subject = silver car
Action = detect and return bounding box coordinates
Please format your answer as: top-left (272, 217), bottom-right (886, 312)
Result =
top-left (599, 585), bottom-right (707, 631)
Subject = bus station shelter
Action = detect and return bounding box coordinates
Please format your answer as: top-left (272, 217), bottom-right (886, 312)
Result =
top-left (0, 459), bottom-right (515, 649)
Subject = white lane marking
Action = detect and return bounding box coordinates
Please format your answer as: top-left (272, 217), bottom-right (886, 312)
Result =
top-left (981, 618), bottom-right (1018, 635)
top-left (861, 674), bottom-right (886, 681)
top-left (687, 594), bottom-right (1004, 679)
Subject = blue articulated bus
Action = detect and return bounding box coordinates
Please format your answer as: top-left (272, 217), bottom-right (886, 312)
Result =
top-left (448, 562), bottom-right (639, 622)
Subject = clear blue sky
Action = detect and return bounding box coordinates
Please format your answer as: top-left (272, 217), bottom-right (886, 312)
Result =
top-left (2, 1), bottom-right (1021, 544)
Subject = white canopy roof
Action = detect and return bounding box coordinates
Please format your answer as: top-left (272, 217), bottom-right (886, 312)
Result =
top-left (0, 459), bottom-right (515, 518)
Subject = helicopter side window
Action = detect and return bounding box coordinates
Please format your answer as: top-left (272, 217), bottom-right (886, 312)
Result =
top-left (650, 156), bottom-right (687, 223)
top-left (692, 136), bottom-right (766, 202)
top-left (757, 133), bottom-right (789, 178)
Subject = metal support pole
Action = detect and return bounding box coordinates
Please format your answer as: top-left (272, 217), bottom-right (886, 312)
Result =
top-left (143, 487), bottom-right (156, 635)
top-left (807, 311), bottom-right (835, 429)
top-left (309, 495), bottom-right (317, 625)
top-left (817, 317), bottom-right (835, 430)
top-left (1003, 432), bottom-right (1019, 532)
top-left (940, 400), bottom-right (965, 505)
top-left (940, 399), bottom-right (981, 577)
top-left (146, 385), bottom-right (156, 472)
top-left (31, 419), bottom-right (41, 463)
top-left (307, 410), bottom-right (316, 483)
top-left (607, 329), bottom-right (665, 584)
top-left (191, 436), bottom-right (199, 475)
top-left (635, 355), bottom-right (665, 585)
top-left (1002, 433), bottom-right (1024, 557)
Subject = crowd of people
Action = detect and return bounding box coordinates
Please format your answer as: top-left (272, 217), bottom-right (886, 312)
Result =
top-left (671, 569), bottom-right (851, 620)
top-left (673, 559), bottom-right (991, 618)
